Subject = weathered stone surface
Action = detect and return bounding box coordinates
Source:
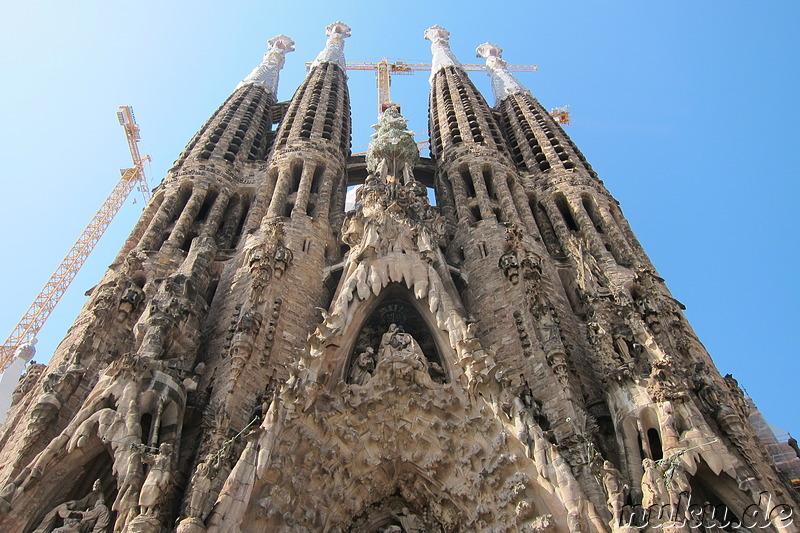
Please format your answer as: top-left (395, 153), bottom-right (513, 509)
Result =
top-left (0, 22), bottom-right (796, 533)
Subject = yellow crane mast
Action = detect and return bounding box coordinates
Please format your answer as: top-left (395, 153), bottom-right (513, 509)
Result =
top-left (0, 106), bottom-right (151, 369)
top-left (308, 58), bottom-right (538, 114)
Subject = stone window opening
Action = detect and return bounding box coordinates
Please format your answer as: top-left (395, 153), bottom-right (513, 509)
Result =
top-left (310, 163), bottom-right (326, 195)
top-left (555, 194), bottom-right (579, 232)
top-left (230, 194), bottom-right (252, 248)
top-left (482, 165), bottom-right (496, 200)
top-left (195, 189), bottom-right (218, 223)
top-left (459, 165), bottom-right (476, 198)
top-left (646, 428), bottom-right (664, 461)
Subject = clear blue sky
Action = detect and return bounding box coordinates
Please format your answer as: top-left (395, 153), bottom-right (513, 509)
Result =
top-left (0, 1), bottom-right (797, 434)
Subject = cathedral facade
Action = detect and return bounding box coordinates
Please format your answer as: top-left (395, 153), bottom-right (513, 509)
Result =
top-left (0, 22), bottom-right (796, 533)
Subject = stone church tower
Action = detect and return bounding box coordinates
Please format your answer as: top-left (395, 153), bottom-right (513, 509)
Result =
top-left (0, 22), bottom-right (795, 533)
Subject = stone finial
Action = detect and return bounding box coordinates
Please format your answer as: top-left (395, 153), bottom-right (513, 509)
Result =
top-left (311, 21), bottom-right (351, 70)
top-left (237, 35), bottom-right (295, 94)
top-left (424, 25), bottom-right (463, 84)
top-left (13, 338), bottom-right (37, 363)
top-left (476, 41), bottom-right (529, 105)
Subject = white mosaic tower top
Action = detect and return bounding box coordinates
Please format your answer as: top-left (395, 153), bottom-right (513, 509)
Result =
top-left (311, 21), bottom-right (351, 70)
top-left (424, 25), bottom-right (464, 84)
top-left (236, 35), bottom-right (295, 94)
top-left (476, 42), bottom-right (530, 106)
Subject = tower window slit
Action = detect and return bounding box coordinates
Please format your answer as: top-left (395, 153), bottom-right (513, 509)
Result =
top-left (231, 195), bottom-right (253, 248)
top-left (291, 161), bottom-right (303, 194)
top-left (482, 166), bottom-right (496, 200)
top-left (180, 231), bottom-right (197, 252)
top-left (555, 194), bottom-right (579, 232)
top-left (195, 190), bottom-right (218, 223)
top-left (459, 166), bottom-right (476, 198)
top-left (469, 205), bottom-right (481, 223)
top-left (581, 195), bottom-right (604, 234)
top-left (647, 428), bottom-right (663, 461)
top-left (309, 164), bottom-right (325, 195)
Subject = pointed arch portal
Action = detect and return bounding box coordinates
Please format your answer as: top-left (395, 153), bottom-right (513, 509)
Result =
top-left (343, 283), bottom-right (449, 384)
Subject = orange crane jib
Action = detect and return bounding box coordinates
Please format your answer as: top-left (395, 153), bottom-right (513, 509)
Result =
top-left (306, 58), bottom-right (538, 113)
top-left (0, 106), bottom-right (151, 369)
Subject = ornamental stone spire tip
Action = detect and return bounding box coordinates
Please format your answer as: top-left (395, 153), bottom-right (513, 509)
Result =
top-left (425, 25), bottom-right (463, 84)
top-left (311, 21), bottom-right (351, 70)
top-left (476, 41), bottom-right (529, 105)
top-left (237, 35), bottom-right (295, 94)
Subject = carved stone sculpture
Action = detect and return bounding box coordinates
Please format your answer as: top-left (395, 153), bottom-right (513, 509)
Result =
top-left (600, 460), bottom-right (626, 526)
top-left (348, 347), bottom-right (376, 385)
top-left (139, 443), bottom-right (174, 514)
top-left (641, 458), bottom-right (668, 509)
top-left (33, 480), bottom-right (106, 533)
top-left (500, 250), bottom-right (520, 284)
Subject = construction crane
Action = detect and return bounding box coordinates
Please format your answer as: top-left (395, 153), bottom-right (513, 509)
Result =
top-left (307, 58), bottom-right (538, 114)
top-left (0, 106), bottom-right (151, 369)
top-left (550, 105), bottom-right (571, 126)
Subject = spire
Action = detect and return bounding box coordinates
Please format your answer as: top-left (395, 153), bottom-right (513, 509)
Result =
top-left (236, 35), bottom-right (295, 94)
top-left (476, 42), bottom-right (529, 105)
top-left (311, 21), bottom-right (351, 70)
top-left (424, 25), bottom-right (463, 83)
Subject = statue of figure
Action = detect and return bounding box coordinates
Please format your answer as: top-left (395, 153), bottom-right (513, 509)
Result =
top-left (662, 460), bottom-right (691, 509)
top-left (348, 347), bottom-right (375, 385)
top-left (388, 506), bottom-right (425, 532)
top-left (231, 309), bottom-right (263, 351)
top-left (659, 402), bottom-right (681, 452)
top-left (601, 460), bottom-right (627, 524)
top-left (391, 332), bottom-right (429, 371)
top-left (641, 458), bottom-right (669, 508)
top-left (139, 443), bottom-right (173, 514)
top-left (80, 495), bottom-right (110, 533)
top-left (723, 373), bottom-right (750, 419)
top-left (377, 324), bottom-right (400, 361)
top-left (248, 391), bottom-right (272, 426)
top-left (499, 250), bottom-right (520, 284)
top-left (33, 501), bottom-right (81, 533)
top-left (512, 390), bottom-right (550, 482)
top-left (118, 282), bottom-right (145, 320)
top-left (51, 515), bottom-right (82, 533)
top-left (532, 297), bottom-right (562, 354)
top-left (186, 460), bottom-right (217, 519)
top-left (273, 243), bottom-right (293, 279)
top-left (521, 251), bottom-right (543, 283)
